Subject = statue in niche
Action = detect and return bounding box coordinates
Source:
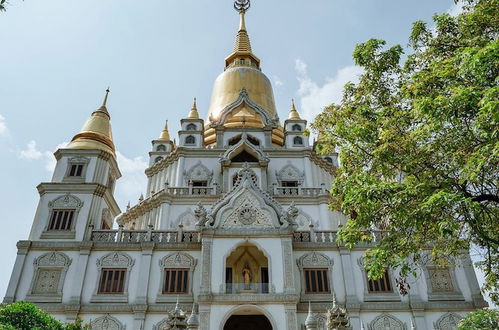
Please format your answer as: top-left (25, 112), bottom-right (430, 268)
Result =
top-left (242, 264), bottom-right (252, 289)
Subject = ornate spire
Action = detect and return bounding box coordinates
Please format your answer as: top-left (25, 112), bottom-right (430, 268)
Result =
top-left (225, 0), bottom-right (260, 68)
top-left (158, 120), bottom-right (170, 141)
top-left (187, 98), bottom-right (200, 119)
top-left (305, 301), bottom-right (318, 328)
top-left (67, 88), bottom-right (115, 156)
top-left (288, 99), bottom-right (301, 120)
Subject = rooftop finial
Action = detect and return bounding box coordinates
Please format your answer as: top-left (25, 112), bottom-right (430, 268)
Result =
top-left (188, 97), bottom-right (199, 119)
top-left (288, 99), bottom-right (302, 120)
top-left (234, 0), bottom-right (250, 13)
top-left (158, 120), bottom-right (171, 141)
top-left (102, 87), bottom-right (110, 107)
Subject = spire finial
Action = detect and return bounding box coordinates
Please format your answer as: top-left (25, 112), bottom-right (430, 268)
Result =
top-left (158, 120), bottom-right (171, 141)
top-left (102, 87), bottom-right (110, 107)
top-left (187, 97), bottom-right (200, 119)
top-left (234, 0), bottom-right (250, 14)
top-left (288, 99), bottom-right (301, 120)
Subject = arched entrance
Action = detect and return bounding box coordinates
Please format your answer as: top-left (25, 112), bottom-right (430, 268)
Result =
top-left (223, 314), bottom-right (272, 330)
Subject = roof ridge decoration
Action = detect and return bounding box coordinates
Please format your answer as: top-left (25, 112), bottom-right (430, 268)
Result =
top-left (210, 88), bottom-right (279, 128)
top-left (219, 132), bottom-right (270, 166)
top-left (195, 163), bottom-right (298, 229)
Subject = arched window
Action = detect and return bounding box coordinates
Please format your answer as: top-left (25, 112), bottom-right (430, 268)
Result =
top-left (154, 156), bottom-right (163, 163)
top-left (186, 123), bottom-right (197, 131)
top-left (185, 135), bottom-right (196, 145)
top-left (156, 144), bottom-right (166, 152)
top-left (293, 136), bottom-right (303, 145)
top-left (292, 124), bottom-right (302, 132)
top-left (228, 134), bottom-right (260, 146)
top-left (324, 156), bottom-right (333, 164)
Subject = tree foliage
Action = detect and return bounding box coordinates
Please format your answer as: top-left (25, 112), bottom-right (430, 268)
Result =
top-left (0, 302), bottom-right (87, 330)
top-left (458, 308), bottom-right (499, 329)
top-left (313, 0), bottom-right (498, 303)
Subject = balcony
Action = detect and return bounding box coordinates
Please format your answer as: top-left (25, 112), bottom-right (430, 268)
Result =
top-left (90, 229), bottom-right (200, 243)
top-left (224, 283), bottom-right (270, 294)
top-left (271, 185), bottom-right (328, 197)
top-left (293, 230), bottom-right (384, 245)
top-left (165, 186), bottom-right (217, 196)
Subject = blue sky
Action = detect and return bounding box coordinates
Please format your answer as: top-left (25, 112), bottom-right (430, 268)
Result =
top-left (2, 0), bottom-right (488, 304)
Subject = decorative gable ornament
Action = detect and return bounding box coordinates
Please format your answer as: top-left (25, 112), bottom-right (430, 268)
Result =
top-left (183, 161), bottom-right (213, 185)
top-left (434, 313), bottom-right (462, 330)
top-left (276, 162), bottom-right (305, 184)
top-left (369, 314), bottom-right (406, 330)
top-left (97, 252), bottom-right (135, 268)
top-left (90, 314), bottom-right (125, 330)
top-left (219, 132), bottom-right (269, 166)
top-left (48, 193), bottom-right (83, 209)
top-left (160, 252), bottom-right (197, 270)
top-left (297, 251), bottom-right (333, 269)
top-left (202, 163), bottom-right (298, 229)
top-left (34, 252), bottom-right (72, 268)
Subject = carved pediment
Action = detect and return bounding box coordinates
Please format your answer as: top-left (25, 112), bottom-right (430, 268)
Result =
top-left (219, 133), bottom-right (269, 166)
top-left (276, 163), bottom-right (304, 184)
top-left (206, 164), bottom-right (293, 229)
top-left (297, 252), bottom-right (333, 269)
top-left (90, 315), bottom-right (125, 330)
top-left (34, 252), bottom-right (72, 268)
top-left (48, 194), bottom-right (83, 210)
top-left (183, 161), bottom-right (213, 184)
top-left (434, 313), bottom-right (462, 330)
top-left (160, 252), bottom-right (197, 270)
top-left (97, 252), bottom-right (134, 269)
top-left (369, 314), bottom-right (405, 330)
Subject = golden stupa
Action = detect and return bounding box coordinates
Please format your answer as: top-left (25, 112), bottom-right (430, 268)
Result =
top-left (204, 2), bottom-right (284, 146)
top-left (66, 89), bottom-right (116, 156)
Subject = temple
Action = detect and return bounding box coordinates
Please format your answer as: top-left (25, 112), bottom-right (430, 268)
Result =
top-left (3, 1), bottom-right (487, 329)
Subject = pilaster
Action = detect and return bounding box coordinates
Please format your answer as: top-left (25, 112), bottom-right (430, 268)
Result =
top-left (200, 237), bottom-right (213, 294)
top-left (339, 249), bottom-right (360, 307)
top-left (3, 240), bottom-right (31, 303)
top-left (69, 241), bottom-right (93, 305)
top-left (285, 304), bottom-right (298, 330)
top-left (461, 253), bottom-right (488, 307)
top-left (135, 242), bottom-right (155, 304)
top-left (281, 237), bottom-right (296, 294)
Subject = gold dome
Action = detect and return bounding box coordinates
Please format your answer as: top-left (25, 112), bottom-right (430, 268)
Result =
top-left (204, 5), bottom-right (283, 146)
top-left (66, 89), bottom-right (115, 156)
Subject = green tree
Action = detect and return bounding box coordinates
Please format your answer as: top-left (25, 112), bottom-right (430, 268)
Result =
top-left (458, 309), bottom-right (499, 329)
top-left (313, 0), bottom-right (498, 303)
top-left (0, 302), bottom-right (88, 330)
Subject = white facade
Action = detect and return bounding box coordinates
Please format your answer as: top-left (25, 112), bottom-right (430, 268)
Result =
top-left (4, 4), bottom-right (487, 330)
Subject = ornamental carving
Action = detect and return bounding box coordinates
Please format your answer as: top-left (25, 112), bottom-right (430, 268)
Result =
top-left (369, 314), bottom-right (405, 330)
top-left (68, 156), bottom-right (90, 164)
top-left (428, 268), bottom-right (454, 292)
top-left (160, 252), bottom-right (197, 270)
top-left (276, 163), bottom-right (304, 184)
top-left (219, 133), bottom-right (269, 166)
top-left (89, 315), bottom-right (125, 330)
top-left (48, 194), bottom-right (83, 210)
top-left (97, 252), bottom-right (134, 269)
top-left (209, 164), bottom-right (284, 228)
top-left (184, 161), bottom-right (213, 185)
top-left (34, 251), bottom-right (72, 268)
top-left (297, 252), bottom-right (333, 269)
top-left (434, 313), bottom-right (462, 330)
top-left (221, 191), bottom-right (273, 228)
top-left (32, 269), bottom-right (61, 294)
top-left (173, 209), bottom-right (197, 229)
top-left (153, 318), bottom-right (170, 330)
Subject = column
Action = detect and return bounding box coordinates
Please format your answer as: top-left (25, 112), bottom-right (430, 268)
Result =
top-left (281, 237), bottom-right (296, 294)
top-left (68, 241), bottom-right (93, 305)
top-left (135, 242), bottom-right (154, 304)
top-left (3, 241), bottom-right (30, 303)
top-left (285, 305), bottom-right (299, 330)
top-left (176, 156), bottom-right (185, 186)
top-left (339, 249), bottom-right (359, 306)
top-left (461, 253), bottom-right (488, 307)
top-left (199, 238), bottom-right (213, 294)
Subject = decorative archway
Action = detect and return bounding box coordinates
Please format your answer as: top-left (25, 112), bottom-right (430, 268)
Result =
top-left (221, 305), bottom-right (275, 330)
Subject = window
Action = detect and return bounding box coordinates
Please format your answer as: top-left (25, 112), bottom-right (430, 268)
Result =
top-left (156, 144), bottom-right (166, 152)
top-left (368, 269), bottom-right (392, 293)
top-left (48, 209), bottom-right (74, 231)
top-left (281, 181), bottom-right (298, 187)
top-left (324, 157), bottom-right (333, 164)
top-left (186, 123), bottom-right (197, 131)
top-left (27, 252), bottom-right (71, 303)
top-left (98, 268), bottom-right (126, 294)
top-left (163, 269), bottom-right (189, 294)
top-left (154, 156), bottom-right (164, 163)
top-left (69, 164), bottom-right (83, 177)
top-left (240, 59), bottom-right (245, 65)
top-left (231, 150), bottom-right (258, 162)
top-left (292, 124), bottom-right (302, 132)
top-left (192, 180), bottom-right (208, 187)
top-left (293, 136), bottom-right (303, 145)
top-left (304, 269), bottom-right (330, 293)
top-left (225, 267), bottom-right (233, 293)
top-left (185, 135), bottom-right (196, 145)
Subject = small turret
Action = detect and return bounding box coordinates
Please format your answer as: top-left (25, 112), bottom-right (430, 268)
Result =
top-left (284, 100), bottom-right (308, 149)
top-left (179, 98), bottom-right (204, 148)
top-left (305, 302), bottom-right (318, 330)
top-left (149, 120), bottom-right (174, 166)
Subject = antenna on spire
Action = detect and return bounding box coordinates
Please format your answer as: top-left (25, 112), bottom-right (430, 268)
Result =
top-left (102, 87), bottom-right (110, 107)
top-left (234, 0), bottom-right (250, 13)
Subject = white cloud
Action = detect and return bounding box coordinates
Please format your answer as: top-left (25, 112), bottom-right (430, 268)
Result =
top-left (295, 59), bottom-right (363, 123)
top-left (273, 75), bottom-right (284, 87)
top-left (0, 114), bottom-right (9, 136)
top-left (115, 151), bottom-right (148, 207)
top-left (18, 140), bottom-right (68, 172)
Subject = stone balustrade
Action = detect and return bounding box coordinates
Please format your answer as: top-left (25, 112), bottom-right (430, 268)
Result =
top-left (272, 186), bottom-right (328, 197)
top-left (224, 283), bottom-right (270, 294)
top-left (165, 186), bottom-right (217, 196)
top-left (91, 230), bottom-right (201, 243)
top-left (293, 230), bottom-right (384, 244)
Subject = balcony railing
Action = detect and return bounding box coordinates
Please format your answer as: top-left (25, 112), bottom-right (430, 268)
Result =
top-left (91, 230), bottom-right (201, 243)
top-left (272, 186), bottom-right (327, 197)
top-left (165, 186), bottom-right (217, 196)
top-left (293, 230), bottom-right (384, 244)
top-left (225, 283), bottom-right (270, 294)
